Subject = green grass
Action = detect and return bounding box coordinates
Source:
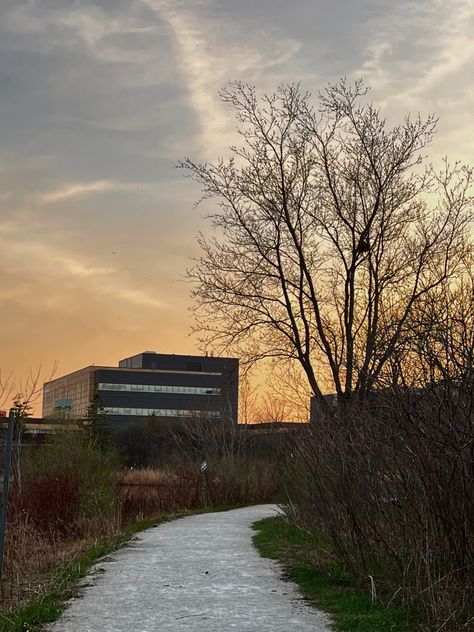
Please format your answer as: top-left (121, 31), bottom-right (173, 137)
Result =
top-left (0, 505), bottom-right (252, 632)
top-left (253, 516), bottom-right (417, 632)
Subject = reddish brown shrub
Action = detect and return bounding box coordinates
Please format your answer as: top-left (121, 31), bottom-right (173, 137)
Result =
top-left (11, 474), bottom-right (80, 535)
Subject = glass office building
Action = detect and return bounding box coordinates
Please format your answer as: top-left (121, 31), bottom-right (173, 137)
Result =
top-left (43, 352), bottom-right (239, 428)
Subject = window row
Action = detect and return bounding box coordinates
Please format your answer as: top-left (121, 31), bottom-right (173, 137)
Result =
top-left (97, 382), bottom-right (221, 395)
top-left (104, 407), bottom-right (221, 418)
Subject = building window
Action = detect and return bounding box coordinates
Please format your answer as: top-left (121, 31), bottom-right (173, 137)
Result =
top-left (104, 406), bottom-right (220, 419)
top-left (97, 383), bottom-right (220, 395)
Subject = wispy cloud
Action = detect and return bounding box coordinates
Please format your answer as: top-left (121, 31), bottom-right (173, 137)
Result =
top-left (108, 287), bottom-right (165, 309)
top-left (404, 2), bottom-right (474, 100)
top-left (144, 0), bottom-right (302, 153)
top-left (53, 256), bottom-right (115, 278)
top-left (357, 0), bottom-right (474, 106)
top-left (39, 180), bottom-right (146, 204)
top-left (4, 2), bottom-right (157, 63)
top-left (0, 230), bottom-right (166, 311)
top-left (40, 180), bottom-right (117, 203)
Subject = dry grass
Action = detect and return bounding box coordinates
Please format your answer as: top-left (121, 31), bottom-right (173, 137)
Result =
top-left (116, 467), bottom-right (167, 486)
top-left (0, 433), bottom-right (120, 616)
top-left (118, 460), bottom-right (279, 523)
top-left (0, 514), bottom-right (118, 613)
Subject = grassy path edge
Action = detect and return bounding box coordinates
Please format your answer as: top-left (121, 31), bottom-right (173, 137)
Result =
top-left (252, 515), bottom-right (416, 632)
top-left (1, 505), bottom-right (249, 632)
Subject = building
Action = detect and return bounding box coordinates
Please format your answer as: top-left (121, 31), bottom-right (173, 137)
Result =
top-left (43, 352), bottom-right (239, 428)
top-left (1, 417), bottom-right (73, 443)
top-left (309, 393), bottom-right (338, 423)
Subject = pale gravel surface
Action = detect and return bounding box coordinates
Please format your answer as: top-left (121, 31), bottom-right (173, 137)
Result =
top-left (49, 504), bottom-right (332, 631)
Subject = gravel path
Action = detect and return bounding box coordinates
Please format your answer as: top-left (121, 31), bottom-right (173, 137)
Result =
top-left (50, 504), bottom-right (332, 631)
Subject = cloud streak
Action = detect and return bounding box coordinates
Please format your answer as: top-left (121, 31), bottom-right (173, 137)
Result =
top-left (40, 180), bottom-right (121, 203)
top-left (0, 230), bottom-right (166, 311)
top-left (53, 256), bottom-right (115, 278)
top-left (144, 0), bottom-right (302, 154)
top-left (357, 0), bottom-right (474, 105)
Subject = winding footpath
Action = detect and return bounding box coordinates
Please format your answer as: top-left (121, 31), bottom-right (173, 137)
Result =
top-left (50, 504), bottom-right (332, 631)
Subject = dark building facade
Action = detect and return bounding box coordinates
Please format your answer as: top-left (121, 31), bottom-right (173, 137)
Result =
top-left (43, 352), bottom-right (239, 428)
top-left (309, 393), bottom-right (338, 423)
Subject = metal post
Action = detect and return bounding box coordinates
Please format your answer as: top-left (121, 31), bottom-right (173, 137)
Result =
top-left (0, 409), bottom-right (14, 580)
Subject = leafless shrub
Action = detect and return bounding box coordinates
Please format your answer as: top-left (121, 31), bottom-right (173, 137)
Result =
top-left (0, 430), bottom-right (119, 612)
top-left (286, 387), bottom-right (473, 629)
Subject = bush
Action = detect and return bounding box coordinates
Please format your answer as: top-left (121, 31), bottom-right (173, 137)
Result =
top-left (14, 472), bottom-right (80, 535)
top-left (115, 417), bottom-right (184, 468)
top-left (2, 430), bottom-right (120, 612)
top-left (15, 430), bottom-right (119, 536)
top-left (285, 387), bottom-right (474, 631)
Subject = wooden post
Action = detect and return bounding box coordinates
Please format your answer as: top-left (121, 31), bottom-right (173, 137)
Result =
top-left (0, 410), bottom-right (15, 580)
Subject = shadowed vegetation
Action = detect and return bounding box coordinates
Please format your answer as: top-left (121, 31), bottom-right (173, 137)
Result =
top-left (253, 515), bottom-right (416, 632)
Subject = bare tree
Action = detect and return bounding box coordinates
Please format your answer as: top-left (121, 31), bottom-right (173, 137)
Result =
top-left (254, 362), bottom-right (311, 422)
top-left (10, 394), bottom-right (32, 493)
top-left (181, 80), bottom-right (473, 406)
top-left (3, 365), bottom-right (56, 493)
top-left (254, 392), bottom-right (289, 424)
top-left (414, 257), bottom-right (474, 389)
top-left (266, 360), bottom-right (312, 421)
top-left (238, 370), bottom-right (259, 424)
top-left (0, 372), bottom-right (14, 412)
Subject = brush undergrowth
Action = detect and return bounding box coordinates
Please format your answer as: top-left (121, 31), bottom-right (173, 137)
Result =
top-left (253, 515), bottom-right (418, 632)
top-left (1, 421), bottom-right (280, 631)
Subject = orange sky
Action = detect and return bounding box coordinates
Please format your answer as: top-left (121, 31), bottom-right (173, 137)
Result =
top-left (1, 0), bottom-right (473, 416)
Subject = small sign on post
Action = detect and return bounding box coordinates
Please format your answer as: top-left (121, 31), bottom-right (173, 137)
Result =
top-left (200, 460), bottom-right (208, 473)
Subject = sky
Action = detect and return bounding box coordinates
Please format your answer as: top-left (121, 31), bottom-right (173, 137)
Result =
top-left (1, 0), bottom-right (473, 413)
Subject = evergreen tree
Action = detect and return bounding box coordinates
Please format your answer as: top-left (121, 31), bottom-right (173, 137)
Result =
top-left (80, 395), bottom-right (111, 452)
top-left (10, 394), bottom-right (32, 492)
